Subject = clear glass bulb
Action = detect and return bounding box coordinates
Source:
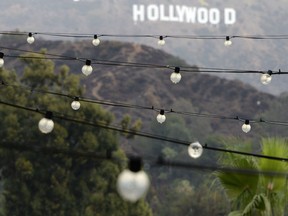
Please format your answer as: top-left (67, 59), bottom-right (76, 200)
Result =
top-left (158, 39), bottom-right (165, 46)
top-left (0, 58), bottom-right (4, 68)
top-left (188, 141), bottom-right (203, 159)
top-left (224, 40), bottom-right (232, 46)
top-left (81, 65), bottom-right (93, 76)
top-left (92, 38), bottom-right (100, 46)
top-left (170, 72), bottom-right (182, 84)
top-left (156, 113), bottom-right (166, 124)
top-left (71, 100), bottom-right (81, 110)
top-left (117, 169), bottom-right (150, 202)
top-left (38, 118), bottom-right (54, 134)
top-left (260, 73), bottom-right (272, 85)
top-left (27, 36), bottom-right (35, 44)
top-left (242, 123), bottom-right (251, 133)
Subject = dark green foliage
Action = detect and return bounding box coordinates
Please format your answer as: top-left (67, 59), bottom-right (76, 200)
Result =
top-left (0, 53), bottom-right (152, 216)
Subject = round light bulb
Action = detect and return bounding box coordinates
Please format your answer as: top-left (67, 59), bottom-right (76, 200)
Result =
top-left (158, 36), bottom-right (165, 46)
top-left (224, 36), bottom-right (232, 46)
top-left (0, 52), bottom-right (4, 67)
top-left (170, 67), bottom-right (181, 84)
top-left (170, 72), bottom-right (181, 83)
top-left (188, 141), bottom-right (203, 159)
top-left (260, 73), bottom-right (272, 85)
top-left (38, 118), bottom-right (54, 134)
top-left (92, 36), bottom-right (100, 46)
top-left (0, 59), bottom-right (4, 68)
top-left (242, 121), bottom-right (251, 133)
top-left (27, 33), bottom-right (35, 44)
top-left (82, 60), bottom-right (93, 76)
top-left (156, 110), bottom-right (166, 124)
top-left (117, 169), bottom-right (150, 202)
top-left (71, 100), bottom-right (81, 110)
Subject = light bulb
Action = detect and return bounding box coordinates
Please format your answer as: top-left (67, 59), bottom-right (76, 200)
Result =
top-left (242, 120), bottom-right (251, 133)
top-left (71, 97), bottom-right (81, 110)
top-left (158, 36), bottom-right (165, 46)
top-left (92, 35), bottom-right (100, 46)
top-left (27, 33), bottom-right (35, 44)
top-left (82, 59), bottom-right (93, 76)
top-left (170, 67), bottom-right (181, 84)
top-left (224, 36), bottom-right (232, 46)
top-left (156, 110), bottom-right (166, 124)
top-left (38, 111), bottom-right (54, 134)
top-left (260, 71), bottom-right (272, 85)
top-left (117, 157), bottom-right (150, 202)
top-left (188, 141), bottom-right (203, 159)
top-left (0, 52), bottom-right (4, 67)
top-left (117, 170), bottom-right (150, 202)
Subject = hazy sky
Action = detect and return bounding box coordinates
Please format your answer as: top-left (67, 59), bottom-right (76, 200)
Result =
top-left (1, 1), bottom-right (288, 94)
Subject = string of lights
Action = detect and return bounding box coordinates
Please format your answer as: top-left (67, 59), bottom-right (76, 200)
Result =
top-left (1, 30), bottom-right (288, 203)
top-left (0, 45), bottom-right (282, 72)
top-left (1, 81), bottom-right (288, 133)
top-left (0, 45), bottom-right (286, 85)
top-left (0, 99), bottom-right (288, 163)
top-left (2, 31), bottom-right (288, 40)
top-left (157, 157), bottom-right (288, 177)
top-left (0, 141), bottom-right (286, 179)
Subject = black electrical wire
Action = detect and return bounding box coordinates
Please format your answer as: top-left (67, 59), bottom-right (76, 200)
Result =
top-left (0, 141), bottom-right (110, 160)
top-left (157, 157), bottom-right (288, 177)
top-left (0, 141), bottom-right (287, 177)
top-left (0, 45), bottom-right (287, 74)
top-left (1, 99), bottom-right (288, 163)
top-left (3, 31), bottom-right (288, 40)
top-left (1, 81), bottom-right (288, 128)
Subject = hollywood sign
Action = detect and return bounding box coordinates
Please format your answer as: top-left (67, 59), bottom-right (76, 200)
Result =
top-left (133, 4), bottom-right (236, 25)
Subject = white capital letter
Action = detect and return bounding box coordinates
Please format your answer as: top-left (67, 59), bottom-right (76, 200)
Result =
top-left (209, 8), bottom-right (220, 25)
top-left (133, 4), bottom-right (145, 22)
top-left (225, 8), bottom-right (236, 25)
top-left (185, 7), bottom-right (197, 23)
top-left (175, 5), bottom-right (187, 22)
top-left (197, 7), bottom-right (208, 24)
top-left (147, 5), bottom-right (159, 21)
top-left (159, 4), bottom-right (170, 21)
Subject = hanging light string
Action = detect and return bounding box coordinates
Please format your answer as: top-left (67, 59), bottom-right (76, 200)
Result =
top-left (157, 157), bottom-right (288, 177)
top-left (0, 141), bottom-right (285, 178)
top-left (0, 45), bottom-right (287, 75)
top-left (3, 31), bottom-right (288, 40)
top-left (1, 99), bottom-right (288, 162)
top-left (0, 141), bottom-right (111, 160)
top-left (1, 81), bottom-right (288, 128)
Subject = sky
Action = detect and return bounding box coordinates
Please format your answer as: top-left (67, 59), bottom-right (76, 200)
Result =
top-left (1, 0), bottom-right (288, 94)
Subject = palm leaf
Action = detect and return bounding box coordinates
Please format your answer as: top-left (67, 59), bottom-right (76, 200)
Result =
top-left (242, 193), bottom-right (271, 216)
top-left (216, 155), bottom-right (259, 209)
top-left (228, 210), bottom-right (242, 216)
top-left (259, 138), bottom-right (288, 191)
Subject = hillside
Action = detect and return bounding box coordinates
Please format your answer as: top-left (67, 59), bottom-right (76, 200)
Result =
top-left (1, 1), bottom-right (288, 94)
top-left (0, 37), bottom-right (277, 140)
top-left (2, 38), bottom-right (287, 215)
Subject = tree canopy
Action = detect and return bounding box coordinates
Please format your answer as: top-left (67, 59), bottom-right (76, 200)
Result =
top-left (0, 52), bottom-right (152, 216)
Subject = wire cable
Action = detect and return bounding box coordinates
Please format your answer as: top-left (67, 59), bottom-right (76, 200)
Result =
top-left (1, 81), bottom-right (288, 128)
top-left (1, 100), bottom-right (288, 162)
top-left (0, 45), bottom-right (287, 74)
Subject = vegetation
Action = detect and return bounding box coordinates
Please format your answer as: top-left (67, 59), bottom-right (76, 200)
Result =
top-left (216, 138), bottom-right (288, 216)
top-left (0, 52), bottom-right (152, 216)
top-left (0, 37), bottom-right (287, 215)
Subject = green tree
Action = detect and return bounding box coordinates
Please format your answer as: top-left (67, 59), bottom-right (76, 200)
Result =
top-left (0, 52), bottom-right (152, 216)
top-left (216, 138), bottom-right (288, 216)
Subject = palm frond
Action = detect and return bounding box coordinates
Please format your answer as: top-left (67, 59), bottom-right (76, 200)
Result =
top-left (228, 210), bottom-right (242, 216)
top-left (242, 193), bottom-right (272, 216)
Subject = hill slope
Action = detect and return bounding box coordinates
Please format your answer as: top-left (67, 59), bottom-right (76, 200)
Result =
top-left (1, 38), bottom-right (276, 139)
top-left (1, 1), bottom-right (288, 94)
